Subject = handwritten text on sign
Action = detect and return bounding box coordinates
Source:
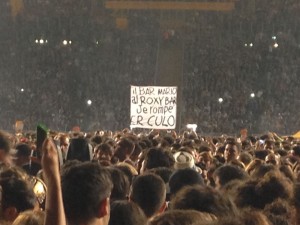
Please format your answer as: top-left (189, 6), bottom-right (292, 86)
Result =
top-left (130, 86), bottom-right (177, 129)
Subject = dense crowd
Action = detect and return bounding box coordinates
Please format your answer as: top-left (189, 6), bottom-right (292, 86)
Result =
top-left (1, 0), bottom-right (300, 223)
top-left (0, 128), bottom-right (300, 225)
top-left (182, 26), bottom-right (300, 134)
top-left (0, 1), bottom-right (300, 134)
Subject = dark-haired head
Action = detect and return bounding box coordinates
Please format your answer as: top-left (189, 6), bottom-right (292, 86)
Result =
top-left (109, 200), bottom-right (147, 225)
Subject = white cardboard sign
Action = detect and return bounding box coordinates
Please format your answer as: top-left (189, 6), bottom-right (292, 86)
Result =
top-left (130, 86), bottom-right (177, 129)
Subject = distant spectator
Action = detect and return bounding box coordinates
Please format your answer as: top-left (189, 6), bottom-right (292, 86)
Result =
top-left (14, 143), bottom-right (41, 176)
top-left (93, 143), bottom-right (114, 163)
top-left (113, 138), bottom-right (135, 163)
top-left (224, 143), bottom-right (240, 163)
top-left (66, 138), bottom-right (92, 162)
top-left (141, 148), bottom-right (174, 173)
top-left (213, 165), bottom-right (248, 190)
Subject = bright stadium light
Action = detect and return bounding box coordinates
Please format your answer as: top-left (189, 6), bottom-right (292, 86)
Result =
top-left (218, 98), bottom-right (223, 103)
top-left (250, 93), bottom-right (255, 98)
top-left (274, 43), bottom-right (279, 48)
top-left (63, 40), bottom-right (68, 45)
top-left (39, 39), bottom-right (44, 44)
top-left (87, 100), bottom-right (92, 105)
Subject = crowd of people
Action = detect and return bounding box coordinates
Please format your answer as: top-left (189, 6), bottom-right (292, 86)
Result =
top-left (0, 1), bottom-right (300, 134)
top-left (182, 28), bottom-right (300, 134)
top-left (0, 128), bottom-right (300, 225)
top-left (0, 1), bottom-right (300, 223)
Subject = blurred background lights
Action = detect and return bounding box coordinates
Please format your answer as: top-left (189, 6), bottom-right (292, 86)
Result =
top-left (244, 43), bottom-right (248, 47)
top-left (218, 98), bottom-right (223, 103)
top-left (274, 43), bottom-right (279, 48)
top-left (87, 99), bottom-right (92, 105)
top-left (249, 43), bottom-right (253, 47)
top-left (35, 39), bottom-right (48, 45)
top-left (21, 88), bottom-right (24, 92)
top-left (272, 36), bottom-right (277, 40)
top-left (63, 40), bottom-right (68, 45)
top-left (69, 40), bottom-right (72, 44)
top-left (250, 93), bottom-right (255, 98)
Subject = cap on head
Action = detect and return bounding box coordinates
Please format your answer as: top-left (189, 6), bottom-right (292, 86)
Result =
top-left (173, 151), bottom-right (195, 170)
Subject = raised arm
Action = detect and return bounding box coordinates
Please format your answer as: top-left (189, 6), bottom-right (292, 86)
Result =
top-left (42, 138), bottom-right (66, 225)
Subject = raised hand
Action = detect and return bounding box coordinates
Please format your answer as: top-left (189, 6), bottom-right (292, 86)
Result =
top-left (41, 138), bottom-right (66, 225)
